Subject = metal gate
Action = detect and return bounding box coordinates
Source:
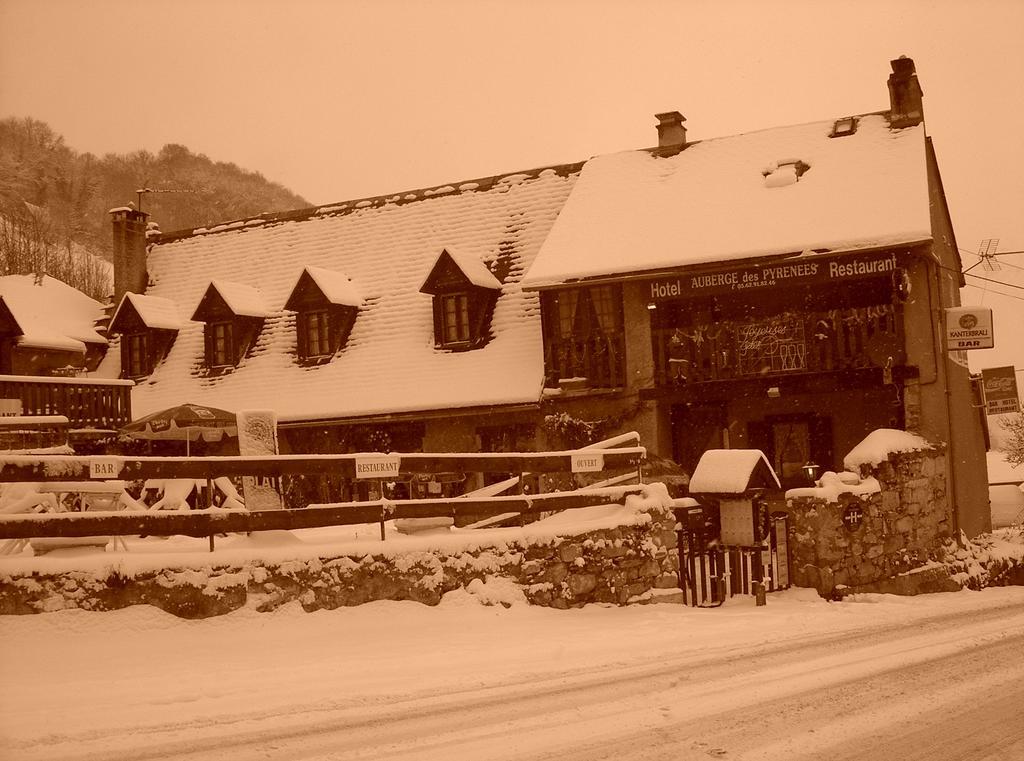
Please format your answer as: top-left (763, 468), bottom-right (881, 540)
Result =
top-left (674, 504), bottom-right (791, 607)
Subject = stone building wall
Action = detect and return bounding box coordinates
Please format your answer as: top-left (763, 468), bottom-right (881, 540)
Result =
top-left (783, 447), bottom-right (953, 596)
top-left (0, 489), bottom-right (681, 618)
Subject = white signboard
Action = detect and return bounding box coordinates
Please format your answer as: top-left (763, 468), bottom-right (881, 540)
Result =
top-left (355, 455), bottom-right (402, 479)
top-left (571, 452), bottom-right (604, 473)
top-left (945, 307), bottom-right (994, 350)
top-left (89, 457), bottom-right (122, 479)
top-left (238, 409), bottom-right (283, 511)
top-left (0, 399), bottom-right (22, 416)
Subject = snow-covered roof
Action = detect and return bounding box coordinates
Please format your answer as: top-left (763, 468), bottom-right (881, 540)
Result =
top-left (209, 280), bottom-right (268, 318)
top-left (522, 114), bottom-right (931, 288)
top-left (688, 449), bottom-right (781, 493)
top-left (111, 293), bottom-right (183, 331)
top-left (0, 275), bottom-right (107, 353)
top-left (299, 266), bottom-right (363, 307)
top-left (443, 249), bottom-right (502, 290)
top-left (130, 167), bottom-right (579, 419)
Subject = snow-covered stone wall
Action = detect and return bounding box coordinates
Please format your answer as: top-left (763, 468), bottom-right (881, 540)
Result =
top-left (784, 446), bottom-right (954, 596)
top-left (0, 489), bottom-right (681, 618)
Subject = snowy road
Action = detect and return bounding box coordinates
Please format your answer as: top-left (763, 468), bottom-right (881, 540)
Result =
top-left (3, 587), bottom-right (1024, 760)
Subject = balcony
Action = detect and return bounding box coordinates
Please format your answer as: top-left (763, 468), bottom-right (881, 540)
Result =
top-left (0, 375), bottom-right (133, 430)
top-left (652, 305), bottom-right (906, 386)
top-left (543, 330), bottom-right (626, 390)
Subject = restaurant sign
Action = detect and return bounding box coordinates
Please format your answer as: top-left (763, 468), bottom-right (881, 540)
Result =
top-left (355, 455), bottom-right (402, 479)
top-left (981, 366), bottom-right (1020, 416)
top-left (647, 251), bottom-right (899, 302)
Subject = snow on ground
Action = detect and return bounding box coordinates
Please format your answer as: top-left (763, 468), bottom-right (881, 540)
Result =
top-left (2, 584), bottom-right (1024, 761)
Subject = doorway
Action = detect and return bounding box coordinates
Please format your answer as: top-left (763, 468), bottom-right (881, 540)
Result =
top-left (671, 403), bottom-right (726, 475)
top-left (748, 414), bottom-right (833, 488)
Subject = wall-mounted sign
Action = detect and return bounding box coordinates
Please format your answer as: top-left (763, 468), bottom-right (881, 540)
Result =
top-left (945, 307), bottom-right (994, 350)
top-left (981, 366), bottom-right (1020, 416)
top-left (842, 504), bottom-right (865, 531)
top-left (571, 452), bottom-right (604, 473)
top-left (0, 399), bottom-right (22, 417)
top-left (647, 251), bottom-right (900, 302)
top-left (355, 455), bottom-right (402, 479)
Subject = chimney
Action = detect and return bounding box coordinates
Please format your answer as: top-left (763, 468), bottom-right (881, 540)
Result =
top-left (110, 205), bottom-right (149, 303)
top-left (887, 56), bottom-right (924, 128)
top-left (654, 111), bottom-right (687, 156)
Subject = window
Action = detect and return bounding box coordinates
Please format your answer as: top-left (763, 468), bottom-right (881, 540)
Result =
top-left (301, 310), bottom-right (331, 359)
top-left (208, 322), bottom-right (233, 367)
top-left (420, 250), bottom-right (500, 352)
top-left (125, 333), bottom-right (151, 378)
top-left (542, 284), bottom-right (625, 389)
top-left (830, 116), bottom-right (858, 138)
top-left (441, 294), bottom-right (470, 345)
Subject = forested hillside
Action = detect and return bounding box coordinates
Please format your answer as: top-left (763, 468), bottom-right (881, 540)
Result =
top-left (0, 117), bottom-right (309, 300)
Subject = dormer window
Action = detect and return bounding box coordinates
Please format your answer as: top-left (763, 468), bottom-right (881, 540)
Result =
top-left (191, 281), bottom-right (267, 372)
top-left (300, 309), bottom-right (331, 358)
top-left (420, 249), bottom-right (501, 351)
top-left (108, 293), bottom-right (181, 381)
top-left (125, 332), bottom-right (151, 378)
top-left (208, 321), bottom-right (234, 367)
top-left (284, 266), bottom-right (362, 365)
top-left (442, 293), bottom-right (470, 345)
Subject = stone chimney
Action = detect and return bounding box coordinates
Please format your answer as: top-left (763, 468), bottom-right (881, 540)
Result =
top-left (654, 111), bottom-right (687, 156)
top-left (887, 56), bottom-right (924, 128)
top-left (111, 205), bottom-right (149, 303)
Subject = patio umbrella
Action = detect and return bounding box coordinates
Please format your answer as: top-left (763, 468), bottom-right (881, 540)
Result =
top-left (121, 403), bottom-right (237, 455)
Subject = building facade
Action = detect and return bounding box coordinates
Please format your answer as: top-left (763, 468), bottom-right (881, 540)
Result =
top-left (106, 57), bottom-right (990, 534)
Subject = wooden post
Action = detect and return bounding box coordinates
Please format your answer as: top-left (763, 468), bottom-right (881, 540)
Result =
top-left (209, 534), bottom-right (215, 552)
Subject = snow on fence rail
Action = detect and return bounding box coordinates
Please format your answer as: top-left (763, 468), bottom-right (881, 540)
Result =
top-left (0, 446), bottom-right (646, 483)
top-left (0, 486), bottom-right (644, 542)
top-left (0, 441), bottom-right (647, 547)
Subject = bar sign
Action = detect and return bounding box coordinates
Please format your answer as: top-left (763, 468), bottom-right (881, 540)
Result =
top-left (89, 458), bottom-right (122, 479)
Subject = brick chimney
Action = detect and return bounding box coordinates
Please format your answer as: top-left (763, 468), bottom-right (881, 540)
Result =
top-left (110, 205), bottom-right (149, 302)
top-left (654, 111), bottom-right (687, 156)
top-left (887, 56), bottom-right (924, 128)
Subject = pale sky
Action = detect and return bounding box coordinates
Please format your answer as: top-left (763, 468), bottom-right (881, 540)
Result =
top-left (1, 0), bottom-right (1022, 373)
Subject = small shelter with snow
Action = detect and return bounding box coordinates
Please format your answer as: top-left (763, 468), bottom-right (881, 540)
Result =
top-left (688, 449), bottom-right (782, 546)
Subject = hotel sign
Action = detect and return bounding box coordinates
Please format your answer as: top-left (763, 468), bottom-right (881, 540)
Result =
top-left (945, 307), bottom-right (994, 350)
top-left (647, 251), bottom-right (900, 302)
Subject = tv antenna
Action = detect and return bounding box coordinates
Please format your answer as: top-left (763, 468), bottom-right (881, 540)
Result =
top-left (978, 238), bottom-right (1001, 271)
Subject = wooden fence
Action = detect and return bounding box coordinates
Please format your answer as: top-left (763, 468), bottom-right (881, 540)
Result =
top-left (0, 442), bottom-right (646, 548)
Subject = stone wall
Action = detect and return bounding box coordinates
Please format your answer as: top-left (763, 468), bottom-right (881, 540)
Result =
top-left (0, 488), bottom-right (682, 618)
top-left (783, 447), bottom-right (953, 596)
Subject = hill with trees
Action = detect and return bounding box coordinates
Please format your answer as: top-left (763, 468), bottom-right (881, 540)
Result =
top-left (0, 117), bottom-right (309, 300)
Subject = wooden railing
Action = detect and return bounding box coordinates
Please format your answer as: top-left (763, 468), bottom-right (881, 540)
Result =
top-left (544, 330), bottom-right (626, 389)
top-left (0, 375), bottom-right (134, 430)
top-left (651, 305), bottom-right (905, 386)
top-left (0, 442), bottom-right (647, 548)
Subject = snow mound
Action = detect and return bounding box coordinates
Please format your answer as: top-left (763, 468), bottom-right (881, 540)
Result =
top-left (443, 576), bottom-right (527, 608)
top-left (843, 429), bottom-right (932, 470)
